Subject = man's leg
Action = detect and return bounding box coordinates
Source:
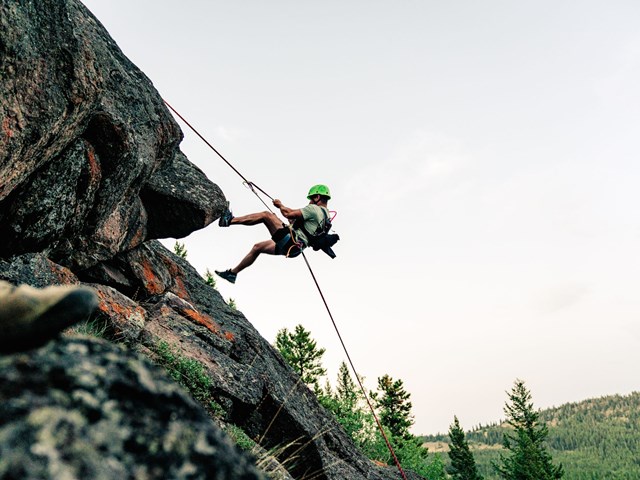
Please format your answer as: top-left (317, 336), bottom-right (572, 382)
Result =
top-left (216, 207), bottom-right (284, 284)
top-left (233, 239), bottom-right (277, 274)
top-left (216, 239), bottom-right (277, 284)
top-left (228, 211), bottom-right (283, 236)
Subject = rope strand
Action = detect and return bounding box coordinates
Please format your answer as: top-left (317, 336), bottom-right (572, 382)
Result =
top-left (165, 100), bottom-right (408, 480)
top-left (164, 99), bottom-right (276, 213)
top-left (300, 252), bottom-right (409, 480)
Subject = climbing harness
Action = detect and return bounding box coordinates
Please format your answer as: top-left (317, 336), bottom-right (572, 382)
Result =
top-left (163, 100), bottom-right (409, 480)
top-left (272, 226), bottom-right (303, 258)
top-left (292, 206), bottom-right (339, 258)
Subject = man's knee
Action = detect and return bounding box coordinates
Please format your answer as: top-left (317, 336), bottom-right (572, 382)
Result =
top-left (252, 240), bottom-right (276, 255)
top-left (252, 241), bottom-right (268, 253)
top-left (263, 211), bottom-right (280, 222)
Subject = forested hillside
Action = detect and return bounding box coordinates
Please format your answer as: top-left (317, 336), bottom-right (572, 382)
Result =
top-left (422, 392), bottom-right (640, 479)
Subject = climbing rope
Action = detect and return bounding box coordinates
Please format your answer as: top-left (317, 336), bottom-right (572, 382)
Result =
top-left (163, 99), bottom-right (276, 214)
top-left (164, 100), bottom-right (409, 480)
top-left (300, 252), bottom-right (409, 480)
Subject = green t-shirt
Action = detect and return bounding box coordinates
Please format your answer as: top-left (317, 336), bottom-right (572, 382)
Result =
top-left (293, 205), bottom-right (329, 247)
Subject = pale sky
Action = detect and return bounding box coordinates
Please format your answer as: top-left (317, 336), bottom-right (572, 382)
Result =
top-left (80, 0), bottom-right (640, 434)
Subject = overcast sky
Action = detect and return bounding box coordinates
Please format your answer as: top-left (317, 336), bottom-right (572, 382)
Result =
top-left (80, 0), bottom-right (640, 434)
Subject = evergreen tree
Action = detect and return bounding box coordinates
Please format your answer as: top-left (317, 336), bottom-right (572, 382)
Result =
top-left (204, 269), bottom-right (216, 288)
top-left (274, 325), bottom-right (327, 391)
top-left (328, 362), bottom-right (369, 441)
top-left (424, 454), bottom-right (447, 480)
top-left (366, 374), bottom-right (445, 479)
top-left (448, 416), bottom-right (483, 480)
top-left (493, 379), bottom-right (564, 480)
top-left (372, 374), bottom-right (414, 440)
top-left (336, 362), bottom-right (359, 413)
top-left (173, 241), bottom-right (188, 259)
top-left (318, 378), bottom-right (336, 411)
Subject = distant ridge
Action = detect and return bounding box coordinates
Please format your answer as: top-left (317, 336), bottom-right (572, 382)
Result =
top-left (421, 391), bottom-right (640, 480)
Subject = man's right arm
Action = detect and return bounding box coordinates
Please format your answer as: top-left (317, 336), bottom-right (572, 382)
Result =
top-left (273, 199), bottom-right (303, 221)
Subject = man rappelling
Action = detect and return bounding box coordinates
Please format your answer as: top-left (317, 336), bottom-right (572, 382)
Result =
top-left (215, 184), bottom-right (338, 284)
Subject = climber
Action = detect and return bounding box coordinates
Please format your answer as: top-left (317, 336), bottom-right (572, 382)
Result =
top-left (215, 184), bottom-right (337, 284)
top-left (0, 281), bottom-right (98, 354)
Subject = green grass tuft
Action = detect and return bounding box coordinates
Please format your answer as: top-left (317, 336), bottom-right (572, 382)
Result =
top-left (153, 341), bottom-right (224, 418)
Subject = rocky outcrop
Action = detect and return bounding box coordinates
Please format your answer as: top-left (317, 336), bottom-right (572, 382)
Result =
top-left (0, 0), bottom-right (224, 269)
top-left (2, 244), bottom-right (419, 480)
top-left (0, 337), bottom-right (264, 480)
top-left (0, 1), bottom-right (422, 479)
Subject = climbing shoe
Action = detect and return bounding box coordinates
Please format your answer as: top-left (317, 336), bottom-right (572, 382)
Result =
top-left (0, 281), bottom-right (99, 354)
top-left (218, 203), bottom-right (234, 227)
top-left (215, 269), bottom-right (237, 284)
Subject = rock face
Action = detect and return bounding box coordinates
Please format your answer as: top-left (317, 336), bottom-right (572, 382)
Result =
top-left (0, 0), bottom-right (224, 269)
top-left (1, 245), bottom-right (419, 480)
top-left (0, 337), bottom-right (265, 480)
top-left (0, 1), bottom-right (421, 479)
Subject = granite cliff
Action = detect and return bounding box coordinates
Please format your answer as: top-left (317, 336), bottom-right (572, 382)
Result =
top-left (0, 1), bottom-right (419, 479)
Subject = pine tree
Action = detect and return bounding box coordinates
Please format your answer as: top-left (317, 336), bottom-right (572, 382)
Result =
top-left (448, 416), bottom-right (483, 480)
top-left (363, 374), bottom-right (445, 479)
top-left (173, 241), bottom-right (187, 259)
top-left (493, 379), bottom-right (564, 480)
top-left (329, 362), bottom-right (369, 440)
top-left (274, 325), bottom-right (327, 391)
top-left (319, 367), bottom-right (382, 457)
top-left (204, 269), bottom-right (216, 288)
top-left (336, 362), bottom-right (359, 411)
top-left (372, 374), bottom-right (414, 440)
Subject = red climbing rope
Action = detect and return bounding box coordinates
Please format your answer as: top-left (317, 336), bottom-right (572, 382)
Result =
top-left (163, 99), bottom-right (276, 214)
top-left (300, 252), bottom-right (409, 480)
top-left (164, 100), bottom-right (409, 480)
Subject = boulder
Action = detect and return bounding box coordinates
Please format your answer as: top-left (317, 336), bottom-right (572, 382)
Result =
top-left (0, 337), bottom-right (265, 480)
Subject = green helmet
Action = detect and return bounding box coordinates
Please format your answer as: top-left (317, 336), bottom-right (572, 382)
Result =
top-left (307, 184), bottom-right (331, 200)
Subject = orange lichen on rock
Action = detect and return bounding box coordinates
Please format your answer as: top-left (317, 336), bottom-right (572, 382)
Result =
top-left (48, 262), bottom-right (79, 285)
top-left (95, 287), bottom-right (146, 335)
top-left (127, 222), bottom-right (146, 250)
top-left (161, 253), bottom-right (182, 277)
top-left (2, 117), bottom-right (14, 139)
top-left (85, 146), bottom-right (101, 184)
top-left (140, 258), bottom-right (165, 295)
top-left (153, 252), bottom-right (190, 301)
top-left (182, 308), bottom-right (220, 334)
top-left (97, 290), bottom-right (143, 320)
top-left (180, 307), bottom-right (235, 342)
top-left (170, 276), bottom-right (190, 301)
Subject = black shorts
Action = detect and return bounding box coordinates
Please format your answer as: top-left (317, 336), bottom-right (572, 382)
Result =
top-left (272, 227), bottom-right (303, 258)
